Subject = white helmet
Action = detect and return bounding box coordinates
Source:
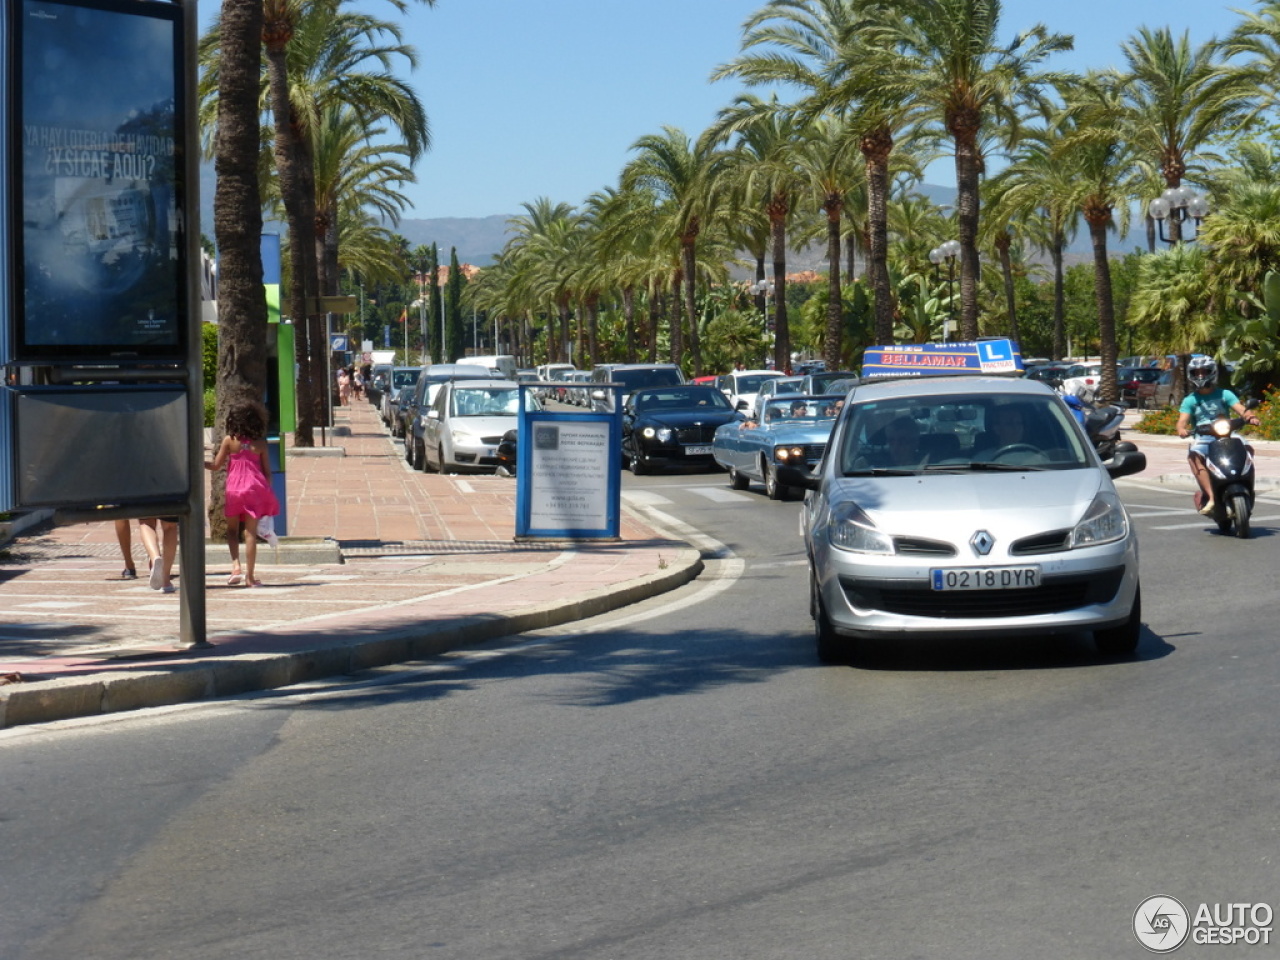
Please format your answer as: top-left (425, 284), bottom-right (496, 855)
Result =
top-left (1187, 357), bottom-right (1217, 389)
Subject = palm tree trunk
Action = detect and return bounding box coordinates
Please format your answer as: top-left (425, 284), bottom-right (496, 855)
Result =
top-left (954, 126), bottom-right (982, 340)
top-left (770, 209), bottom-right (789, 372)
top-left (213, 0), bottom-right (268, 536)
top-left (1051, 238), bottom-right (1066, 360)
top-left (1087, 208), bottom-right (1119, 402)
top-left (861, 124), bottom-right (895, 344)
top-left (823, 198), bottom-right (843, 370)
top-left (669, 272), bottom-right (683, 364)
top-left (622, 287), bottom-right (637, 362)
top-left (995, 233), bottom-right (1019, 344)
top-left (681, 241), bottom-right (702, 375)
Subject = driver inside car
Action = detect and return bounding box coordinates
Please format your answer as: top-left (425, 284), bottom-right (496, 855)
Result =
top-left (974, 404), bottom-right (1033, 459)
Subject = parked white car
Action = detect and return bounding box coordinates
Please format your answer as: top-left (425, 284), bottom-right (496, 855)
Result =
top-left (419, 380), bottom-right (538, 473)
top-left (717, 369), bottom-right (784, 414)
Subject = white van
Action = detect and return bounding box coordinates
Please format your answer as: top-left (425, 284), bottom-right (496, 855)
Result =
top-left (460, 354), bottom-right (518, 381)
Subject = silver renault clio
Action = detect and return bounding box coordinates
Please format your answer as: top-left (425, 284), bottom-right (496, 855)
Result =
top-left (782, 375), bottom-right (1147, 662)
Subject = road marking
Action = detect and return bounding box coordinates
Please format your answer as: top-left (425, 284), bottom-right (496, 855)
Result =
top-left (623, 490), bottom-right (674, 507)
top-left (687, 487), bottom-right (753, 503)
top-left (1151, 514), bottom-right (1280, 530)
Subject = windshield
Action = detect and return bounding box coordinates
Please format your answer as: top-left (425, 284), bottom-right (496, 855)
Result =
top-left (633, 387), bottom-right (732, 413)
top-left (733, 374), bottom-right (778, 393)
top-left (809, 372), bottom-right (855, 392)
top-left (392, 369), bottom-right (420, 387)
top-left (450, 387), bottom-right (524, 417)
top-left (614, 368), bottom-right (683, 390)
top-left (760, 397), bottom-right (839, 424)
top-left (837, 392), bottom-right (1091, 474)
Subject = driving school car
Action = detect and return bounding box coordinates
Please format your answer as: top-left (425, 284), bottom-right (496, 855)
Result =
top-left (776, 341), bottom-right (1148, 663)
top-left (712, 395), bottom-right (844, 500)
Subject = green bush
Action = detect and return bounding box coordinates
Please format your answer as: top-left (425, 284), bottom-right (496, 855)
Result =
top-left (203, 388), bottom-right (216, 428)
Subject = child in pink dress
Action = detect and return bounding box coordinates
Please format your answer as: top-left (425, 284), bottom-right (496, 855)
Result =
top-left (206, 401), bottom-right (280, 587)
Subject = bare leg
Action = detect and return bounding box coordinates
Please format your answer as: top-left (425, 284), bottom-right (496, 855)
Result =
top-left (244, 518), bottom-right (259, 585)
top-left (159, 519), bottom-right (178, 590)
top-left (1189, 452), bottom-right (1215, 513)
top-left (138, 518), bottom-right (164, 588)
top-left (114, 519), bottom-right (135, 576)
top-left (226, 515), bottom-right (243, 583)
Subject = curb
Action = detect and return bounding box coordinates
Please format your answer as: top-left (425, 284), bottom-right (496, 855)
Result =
top-left (0, 544), bottom-right (703, 729)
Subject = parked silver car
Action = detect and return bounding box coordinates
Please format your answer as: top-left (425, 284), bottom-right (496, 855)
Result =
top-left (419, 380), bottom-right (540, 473)
top-left (780, 375), bottom-right (1147, 662)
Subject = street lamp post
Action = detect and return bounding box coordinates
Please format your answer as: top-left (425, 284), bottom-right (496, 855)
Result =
top-left (1148, 186), bottom-right (1210, 244)
top-left (928, 240), bottom-right (960, 341)
top-left (751, 279), bottom-right (775, 368)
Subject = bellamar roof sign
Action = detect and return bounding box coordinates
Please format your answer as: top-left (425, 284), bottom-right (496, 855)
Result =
top-left (861, 339), bottom-right (1024, 379)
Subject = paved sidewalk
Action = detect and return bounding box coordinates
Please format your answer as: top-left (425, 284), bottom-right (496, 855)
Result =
top-left (0, 402), bottom-right (701, 729)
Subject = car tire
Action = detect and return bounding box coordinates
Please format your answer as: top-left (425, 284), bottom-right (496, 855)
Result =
top-left (812, 568), bottom-right (851, 664)
top-left (764, 459), bottom-right (787, 500)
top-left (438, 445), bottom-right (449, 474)
top-left (728, 465), bottom-right (750, 490)
top-left (1094, 585), bottom-right (1141, 657)
top-left (421, 440), bottom-right (437, 473)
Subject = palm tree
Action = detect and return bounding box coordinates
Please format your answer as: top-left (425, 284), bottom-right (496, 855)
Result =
top-left (622, 127), bottom-right (726, 374)
top-left (211, 0), bottom-right (268, 531)
top-left (985, 116), bottom-right (1080, 358)
top-left (875, 0), bottom-right (1072, 339)
top-left (707, 95), bottom-right (812, 372)
top-left (711, 0), bottom-right (909, 344)
top-left (1118, 26), bottom-right (1253, 243)
top-left (1056, 74), bottom-right (1141, 403)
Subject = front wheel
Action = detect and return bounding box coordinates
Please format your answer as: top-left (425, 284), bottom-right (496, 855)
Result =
top-left (812, 568), bottom-right (851, 664)
top-left (728, 464), bottom-right (750, 490)
top-left (1095, 585), bottom-right (1142, 657)
top-left (1230, 492), bottom-right (1251, 539)
top-left (764, 459), bottom-right (787, 500)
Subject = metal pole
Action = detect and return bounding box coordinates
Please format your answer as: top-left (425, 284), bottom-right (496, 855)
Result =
top-left (178, 0), bottom-right (207, 647)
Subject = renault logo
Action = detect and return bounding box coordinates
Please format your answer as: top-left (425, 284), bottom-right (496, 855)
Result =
top-left (970, 530), bottom-right (995, 556)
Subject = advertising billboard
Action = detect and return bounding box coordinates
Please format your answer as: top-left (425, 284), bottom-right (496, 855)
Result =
top-left (10, 0), bottom-right (186, 362)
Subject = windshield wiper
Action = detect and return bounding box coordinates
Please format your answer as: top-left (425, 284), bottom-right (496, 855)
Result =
top-left (958, 461), bottom-right (1049, 472)
top-left (843, 467), bottom-right (919, 476)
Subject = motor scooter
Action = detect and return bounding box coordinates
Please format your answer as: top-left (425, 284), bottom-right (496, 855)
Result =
top-left (1063, 393), bottom-right (1127, 463)
top-left (1193, 410), bottom-right (1257, 538)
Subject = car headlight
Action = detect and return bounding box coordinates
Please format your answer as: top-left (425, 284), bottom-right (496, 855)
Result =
top-left (1068, 491), bottom-right (1129, 548)
top-left (827, 502), bottom-right (894, 554)
top-left (642, 426), bottom-right (674, 442)
top-left (774, 445), bottom-right (806, 463)
top-left (451, 428), bottom-right (479, 445)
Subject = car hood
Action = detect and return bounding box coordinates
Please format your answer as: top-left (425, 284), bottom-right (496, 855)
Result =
top-left (642, 409), bottom-right (738, 428)
top-left (828, 468), bottom-right (1109, 540)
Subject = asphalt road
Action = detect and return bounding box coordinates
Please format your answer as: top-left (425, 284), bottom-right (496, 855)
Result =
top-left (2, 472), bottom-right (1278, 960)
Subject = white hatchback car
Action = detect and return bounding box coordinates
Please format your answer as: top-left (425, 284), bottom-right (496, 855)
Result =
top-left (780, 375), bottom-right (1147, 662)
top-left (420, 380), bottom-right (539, 473)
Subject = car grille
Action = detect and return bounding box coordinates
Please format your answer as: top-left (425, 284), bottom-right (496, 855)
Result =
top-left (840, 567), bottom-right (1125, 619)
top-left (893, 536), bottom-right (956, 557)
top-left (676, 424), bottom-right (720, 443)
top-left (1010, 530), bottom-right (1072, 555)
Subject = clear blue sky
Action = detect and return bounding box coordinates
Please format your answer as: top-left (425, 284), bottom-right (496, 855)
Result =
top-left (207, 0), bottom-right (1250, 220)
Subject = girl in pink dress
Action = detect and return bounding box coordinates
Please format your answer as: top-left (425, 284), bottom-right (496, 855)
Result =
top-left (206, 401), bottom-right (280, 587)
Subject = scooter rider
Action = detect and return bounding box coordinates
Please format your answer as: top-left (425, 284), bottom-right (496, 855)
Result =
top-left (1176, 357), bottom-right (1260, 516)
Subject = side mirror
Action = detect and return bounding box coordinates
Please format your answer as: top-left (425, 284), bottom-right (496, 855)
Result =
top-left (775, 463), bottom-right (820, 491)
top-left (735, 399), bottom-right (749, 411)
top-left (1105, 448), bottom-right (1146, 480)
top-left (427, 409), bottom-right (440, 421)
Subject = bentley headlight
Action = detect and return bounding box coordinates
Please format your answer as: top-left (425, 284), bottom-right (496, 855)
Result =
top-left (642, 427), bottom-right (656, 438)
top-left (1068, 491), bottom-right (1128, 548)
top-left (827, 502), bottom-right (894, 554)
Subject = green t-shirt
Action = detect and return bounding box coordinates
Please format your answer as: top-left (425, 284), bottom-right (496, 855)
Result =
top-left (1179, 388), bottom-right (1239, 428)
